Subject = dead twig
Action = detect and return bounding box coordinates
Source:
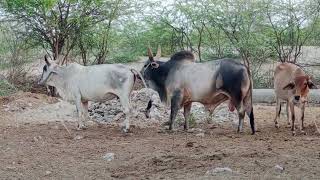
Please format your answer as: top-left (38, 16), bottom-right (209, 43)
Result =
top-left (60, 120), bottom-right (73, 137)
top-left (313, 118), bottom-right (320, 135)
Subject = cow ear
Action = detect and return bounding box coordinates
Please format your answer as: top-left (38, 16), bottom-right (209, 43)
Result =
top-left (147, 47), bottom-right (154, 62)
top-left (283, 82), bottom-right (295, 90)
top-left (151, 62), bottom-right (159, 69)
top-left (308, 81), bottom-right (317, 89)
top-left (44, 55), bottom-right (51, 66)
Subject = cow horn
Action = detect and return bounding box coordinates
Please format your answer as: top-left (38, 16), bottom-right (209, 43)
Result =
top-left (147, 47), bottom-right (154, 62)
top-left (155, 45), bottom-right (161, 60)
top-left (44, 55), bottom-right (51, 66)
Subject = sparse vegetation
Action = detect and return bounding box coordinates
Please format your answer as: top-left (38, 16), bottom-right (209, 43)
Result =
top-left (0, 79), bottom-right (17, 96)
top-left (0, 0), bottom-right (320, 90)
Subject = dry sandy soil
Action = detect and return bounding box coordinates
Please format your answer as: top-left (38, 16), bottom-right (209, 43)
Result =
top-left (0, 93), bottom-right (320, 180)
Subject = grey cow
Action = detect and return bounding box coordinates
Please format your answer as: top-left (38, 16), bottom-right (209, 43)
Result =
top-left (38, 55), bottom-right (146, 132)
top-left (141, 47), bottom-right (255, 134)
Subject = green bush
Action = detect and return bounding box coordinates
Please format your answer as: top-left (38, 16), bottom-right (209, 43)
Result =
top-left (0, 79), bottom-right (17, 96)
top-left (108, 52), bottom-right (139, 64)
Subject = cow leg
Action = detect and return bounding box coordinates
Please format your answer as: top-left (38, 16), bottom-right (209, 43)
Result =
top-left (236, 102), bottom-right (245, 133)
top-left (300, 103), bottom-right (306, 135)
top-left (169, 90), bottom-right (182, 130)
top-left (75, 98), bottom-right (87, 130)
top-left (82, 101), bottom-right (89, 119)
top-left (286, 100), bottom-right (291, 126)
top-left (183, 103), bottom-right (192, 130)
top-left (119, 96), bottom-right (131, 133)
top-left (289, 102), bottom-right (296, 136)
top-left (274, 99), bottom-right (281, 128)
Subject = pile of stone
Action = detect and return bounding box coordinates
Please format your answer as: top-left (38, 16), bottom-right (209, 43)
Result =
top-left (88, 88), bottom-right (238, 127)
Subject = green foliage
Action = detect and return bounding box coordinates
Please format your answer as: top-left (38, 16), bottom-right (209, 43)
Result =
top-left (0, 79), bottom-right (17, 96)
top-left (1, 0), bottom-right (320, 87)
top-left (188, 113), bottom-right (197, 128)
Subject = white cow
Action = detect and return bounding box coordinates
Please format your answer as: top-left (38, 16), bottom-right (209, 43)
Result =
top-left (38, 56), bottom-right (147, 132)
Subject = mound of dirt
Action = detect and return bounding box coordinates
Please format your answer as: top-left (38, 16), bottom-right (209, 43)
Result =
top-left (1, 91), bottom-right (58, 112)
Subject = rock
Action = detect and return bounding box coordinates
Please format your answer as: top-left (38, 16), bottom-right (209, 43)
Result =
top-left (186, 142), bottom-right (195, 147)
top-left (45, 170), bottom-right (52, 176)
top-left (149, 107), bottom-right (163, 120)
top-left (74, 135), bottom-right (83, 140)
top-left (6, 166), bottom-right (16, 170)
top-left (196, 132), bottom-right (205, 137)
top-left (103, 153), bottom-right (115, 162)
top-left (275, 164), bottom-right (284, 172)
top-left (206, 167), bottom-right (233, 175)
top-left (32, 136), bottom-right (42, 142)
top-left (113, 113), bottom-right (125, 121)
top-left (187, 128), bottom-right (203, 133)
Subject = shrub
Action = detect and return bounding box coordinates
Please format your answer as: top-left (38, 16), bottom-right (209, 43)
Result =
top-left (0, 79), bottom-right (17, 96)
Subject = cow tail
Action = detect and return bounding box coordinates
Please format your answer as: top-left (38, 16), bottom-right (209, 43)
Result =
top-left (130, 69), bottom-right (148, 88)
top-left (245, 67), bottom-right (255, 135)
top-left (130, 69), bottom-right (152, 118)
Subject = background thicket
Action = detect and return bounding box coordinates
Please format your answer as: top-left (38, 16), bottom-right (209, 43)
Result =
top-left (0, 0), bottom-right (320, 90)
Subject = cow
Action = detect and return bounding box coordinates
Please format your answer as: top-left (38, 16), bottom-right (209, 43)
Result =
top-left (38, 55), bottom-right (147, 132)
top-left (141, 47), bottom-right (255, 134)
top-left (273, 62), bottom-right (317, 135)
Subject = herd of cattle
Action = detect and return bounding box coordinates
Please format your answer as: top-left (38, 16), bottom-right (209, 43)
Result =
top-left (38, 47), bottom-right (317, 136)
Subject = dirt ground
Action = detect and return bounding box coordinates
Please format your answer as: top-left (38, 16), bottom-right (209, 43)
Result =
top-left (1, 93), bottom-right (320, 180)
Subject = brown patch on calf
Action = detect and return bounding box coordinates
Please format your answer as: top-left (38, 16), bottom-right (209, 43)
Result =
top-left (294, 76), bottom-right (310, 99)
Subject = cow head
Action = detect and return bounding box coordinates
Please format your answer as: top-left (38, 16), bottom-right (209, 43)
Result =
top-left (140, 46), bottom-right (161, 85)
top-left (283, 75), bottom-right (317, 104)
top-left (38, 55), bottom-right (60, 85)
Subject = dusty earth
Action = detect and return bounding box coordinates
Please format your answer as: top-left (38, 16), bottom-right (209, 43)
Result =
top-left (0, 92), bottom-right (320, 180)
top-left (1, 53), bottom-right (320, 179)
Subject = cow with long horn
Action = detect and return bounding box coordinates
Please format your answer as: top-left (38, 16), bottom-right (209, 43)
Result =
top-left (141, 46), bottom-right (255, 134)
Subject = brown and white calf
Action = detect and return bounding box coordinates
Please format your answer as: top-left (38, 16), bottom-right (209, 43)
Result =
top-left (274, 63), bottom-right (317, 135)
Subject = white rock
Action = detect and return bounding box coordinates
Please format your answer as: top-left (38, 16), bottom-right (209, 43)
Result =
top-left (188, 128), bottom-right (204, 133)
top-left (206, 167), bottom-right (233, 175)
top-left (74, 135), bottom-right (83, 140)
top-left (103, 153), bottom-right (115, 162)
top-left (275, 164), bottom-right (284, 172)
top-left (196, 132), bottom-right (205, 137)
top-left (45, 170), bottom-right (52, 175)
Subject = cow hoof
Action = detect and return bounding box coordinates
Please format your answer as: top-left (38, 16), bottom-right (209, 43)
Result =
top-left (292, 131), bottom-right (296, 136)
top-left (275, 123), bottom-right (280, 129)
top-left (237, 130), bottom-right (244, 134)
top-left (122, 127), bottom-right (129, 133)
top-left (184, 125), bottom-right (189, 131)
top-left (77, 124), bottom-right (87, 130)
top-left (301, 130), bottom-right (307, 135)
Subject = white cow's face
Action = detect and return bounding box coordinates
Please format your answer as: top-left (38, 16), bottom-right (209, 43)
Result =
top-left (38, 56), bottom-right (59, 85)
